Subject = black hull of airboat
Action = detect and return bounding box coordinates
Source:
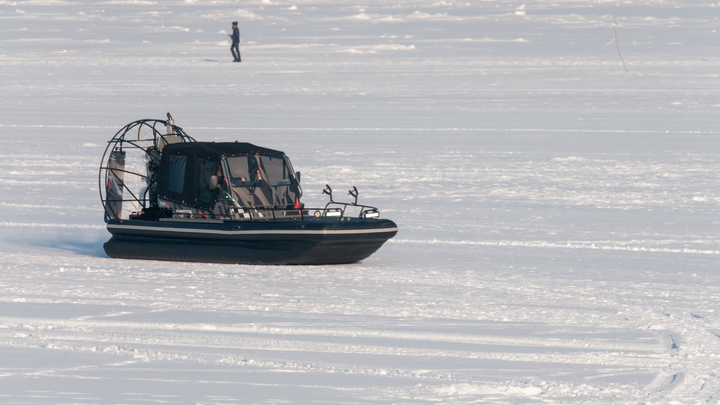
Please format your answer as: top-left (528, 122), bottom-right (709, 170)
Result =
top-left (103, 218), bottom-right (398, 265)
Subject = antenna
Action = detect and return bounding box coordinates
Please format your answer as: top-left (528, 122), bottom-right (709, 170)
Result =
top-left (166, 112), bottom-right (175, 134)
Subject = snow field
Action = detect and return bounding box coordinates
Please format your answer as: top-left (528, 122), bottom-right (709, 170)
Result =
top-left (2, 0), bottom-right (720, 403)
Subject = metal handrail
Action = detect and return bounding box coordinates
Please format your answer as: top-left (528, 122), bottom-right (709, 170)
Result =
top-left (159, 205), bottom-right (379, 222)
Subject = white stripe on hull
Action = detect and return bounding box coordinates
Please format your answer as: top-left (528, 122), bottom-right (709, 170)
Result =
top-left (108, 224), bottom-right (398, 236)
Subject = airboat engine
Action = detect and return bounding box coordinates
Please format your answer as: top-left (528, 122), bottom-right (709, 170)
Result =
top-left (99, 113), bottom-right (194, 221)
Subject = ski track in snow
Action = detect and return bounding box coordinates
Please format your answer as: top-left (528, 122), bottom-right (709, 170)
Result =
top-left (2, 0), bottom-right (720, 403)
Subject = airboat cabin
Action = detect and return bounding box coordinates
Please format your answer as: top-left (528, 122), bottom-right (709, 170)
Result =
top-left (156, 142), bottom-right (302, 215)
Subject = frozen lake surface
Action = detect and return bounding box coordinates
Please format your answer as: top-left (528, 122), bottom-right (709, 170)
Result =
top-left (2, 0), bottom-right (720, 403)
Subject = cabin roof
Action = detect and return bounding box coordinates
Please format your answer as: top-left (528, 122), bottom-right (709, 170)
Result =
top-left (162, 141), bottom-right (284, 158)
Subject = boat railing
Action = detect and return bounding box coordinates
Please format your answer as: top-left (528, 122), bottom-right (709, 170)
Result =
top-left (127, 203), bottom-right (380, 223)
top-left (226, 184), bottom-right (380, 222)
top-left (124, 183), bottom-right (382, 222)
top-left (235, 202), bottom-right (380, 222)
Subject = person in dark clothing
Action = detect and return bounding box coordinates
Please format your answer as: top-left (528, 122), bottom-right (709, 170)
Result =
top-left (229, 21), bottom-right (241, 62)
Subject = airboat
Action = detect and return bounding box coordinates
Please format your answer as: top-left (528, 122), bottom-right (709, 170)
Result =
top-left (99, 114), bottom-right (398, 265)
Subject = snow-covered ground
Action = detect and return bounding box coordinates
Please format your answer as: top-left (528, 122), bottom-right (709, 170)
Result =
top-left (2, 0), bottom-right (720, 403)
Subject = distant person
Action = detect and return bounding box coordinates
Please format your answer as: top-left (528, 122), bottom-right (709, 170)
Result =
top-left (229, 21), bottom-right (241, 62)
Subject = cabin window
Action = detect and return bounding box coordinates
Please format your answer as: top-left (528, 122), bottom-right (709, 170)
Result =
top-left (167, 155), bottom-right (187, 193)
top-left (197, 158), bottom-right (218, 204)
top-left (226, 156), bottom-right (262, 187)
top-left (259, 155), bottom-right (291, 186)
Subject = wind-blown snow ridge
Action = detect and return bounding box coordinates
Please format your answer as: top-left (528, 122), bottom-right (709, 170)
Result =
top-left (0, 336), bottom-right (662, 370)
top-left (0, 317), bottom-right (665, 370)
top-left (391, 239), bottom-right (720, 255)
top-left (0, 222), bottom-right (104, 229)
top-left (1, 124), bottom-right (716, 135)
top-left (0, 316), bottom-right (656, 353)
top-left (0, 124), bottom-right (113, 129)
top-left (186, 126), bottom-right (718, 134)
top-left (0, 203), bottom-right (66, 209)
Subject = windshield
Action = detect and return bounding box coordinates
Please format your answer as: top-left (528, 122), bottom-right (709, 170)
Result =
top-left (259, 155), bottom-right (292, 186)
top-left (224, 155), bottom-right (293, 187)
top-left (225, 156), bottom-right (262, 187)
